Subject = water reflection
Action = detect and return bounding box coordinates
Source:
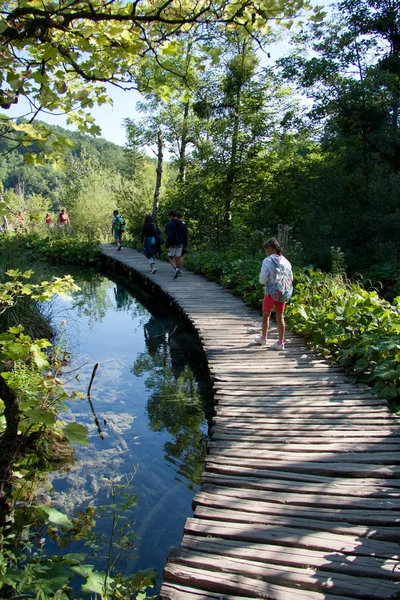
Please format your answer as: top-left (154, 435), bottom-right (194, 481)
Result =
top-left (133, 321), bottom-right (208, 489)
top-left (114, 283), bottom-right (131, 311)
top-left (47, 270), bottom-right (211, 588)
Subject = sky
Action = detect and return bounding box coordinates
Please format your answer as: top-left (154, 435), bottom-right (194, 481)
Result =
top-left (6, 84), bottom-right (143, 148)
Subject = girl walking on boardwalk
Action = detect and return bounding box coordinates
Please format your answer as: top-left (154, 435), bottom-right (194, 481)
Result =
top-left (255, 238), bottom-right (293, 351)
top-left (141, 214), bottom-right (163, 274)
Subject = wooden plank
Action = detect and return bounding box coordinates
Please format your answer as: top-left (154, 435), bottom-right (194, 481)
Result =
top-left (167, 547), bottom-right (400, 599)
top-left (160, 582), bottom-right (253, 600)
top-left (200, 472), bottom-right (400, 497)
top-left (214, 405), bottom-right (391, 415)
top-left (213, 386), bottom-right (373, 395)
top-left (205, 457), bottom-right (400, 478)
top-left (194, 491), bottom-right (400, 525)
top-left (215, 396), bottom-right (386, 406)
top-left (211, 419), bottom-right (398, 429)
top-left (206, 447), bottom-right (400, 464)
top-left (208, 440), bottom-right (400, 452)
top-left (163, 563), bottom-right (362, 600)
top-left (193, 505), bottom-right (399, 541)
top-left (183, 518), bottom-right (400, 558)
top-left (210, 427), bottom-right (400, 439)
top-left (181, 534), bottom-right (400, 581)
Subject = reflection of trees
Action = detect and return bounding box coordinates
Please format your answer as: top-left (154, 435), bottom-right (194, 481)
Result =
top-left (70, 272), bottom-right (112, 327)
top-left (132, 329), bottom-right (208, 490)
top-left (67, 274), bottom-right (134, 326)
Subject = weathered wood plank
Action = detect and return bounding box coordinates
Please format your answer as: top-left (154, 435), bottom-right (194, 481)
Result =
top-left (214, 405), bottom-right (391, 415)
top-left (205, 457), bottom-right (400, 478)
top-left (207, 446), bottom-right (400, 464)
top-left (183, 518), bottom-right (400, 558)
top-left (167, 547), bottom-right (399, 599)
top-left (210, 427), bottom-right (400, 439)
top-left (163, 563), bottom-right (362, 600)
top-left (215, 396), bottom-right (387, 406)
top-left (208, 440), bottom-right (400, 452)
top-left (181, 534), bottom-right (400, 581)
top-left (193, 505), bottom-right (399, 541)
top-left (200, 472), bottom-right (400, 496)
top-left (160, 582), bottom-right (253, 600)
top-left (193, 486), bottom-right (400, 527)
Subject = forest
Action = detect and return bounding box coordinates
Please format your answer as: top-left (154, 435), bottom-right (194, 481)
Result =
top-left (1, 0), bottom-right (399, 295)
top-left (1, 0), bottom-right (400, 598)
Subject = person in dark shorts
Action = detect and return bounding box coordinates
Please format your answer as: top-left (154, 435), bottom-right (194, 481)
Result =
top-left (165, 210), bottom-right (185, 279)
top-left (176, 210), bottom-right (188, 273)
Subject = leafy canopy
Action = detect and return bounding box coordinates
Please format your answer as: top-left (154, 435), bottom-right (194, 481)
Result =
top-left (0, 0), bottom-right (324, 155)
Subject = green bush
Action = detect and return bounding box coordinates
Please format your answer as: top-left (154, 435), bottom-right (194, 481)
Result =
top-left (17, 232), bottom-right (102, 266)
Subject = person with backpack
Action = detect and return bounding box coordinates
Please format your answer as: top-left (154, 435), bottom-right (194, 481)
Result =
top-left (112, 209), bottom-right (125, 251)
top-left (176, 210), bottom-right (188, 273)
top-left (141, 213), bottom-right (163, 274)
top-left (165, 209), bottom-right (185, 279)
top-left (254, 238), bottom-right (293, 351)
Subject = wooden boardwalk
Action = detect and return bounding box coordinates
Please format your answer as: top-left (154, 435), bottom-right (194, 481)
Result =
top-left (101, 245), bottom-right (400, 600)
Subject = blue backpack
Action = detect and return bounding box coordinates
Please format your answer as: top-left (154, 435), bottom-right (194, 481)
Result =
top-left (271, 262), bottom-right (293, 302)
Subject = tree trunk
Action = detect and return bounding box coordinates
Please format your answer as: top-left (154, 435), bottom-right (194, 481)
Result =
top-left (0, 374), bottom-right (20, 534)
top-left (224, 94), bottom-right (240, 228)
top-left (152, 130), bottom-right (163, 219)
top-left (178, 101), bottom-right (190, 183)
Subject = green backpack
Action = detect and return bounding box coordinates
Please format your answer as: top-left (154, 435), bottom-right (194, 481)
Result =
top-left (116, 215), bottom-right (126, 232)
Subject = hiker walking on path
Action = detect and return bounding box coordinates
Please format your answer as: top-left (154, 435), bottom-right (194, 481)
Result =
top-left (255, 238), bottom-right (293, 351)
top-left (45, 213), bottom-right (52, 225)
top-left (165, 210), bottom-right (185, 279)
top-left (176, 210), bottom-right (188, 273)
top-left (112, 210), bottom-right (125, 251)
top-left (58, 208), bottom-right (70, 226)
top-left (16, 210), bottom-right (25, 228)
top-left (141, 214), bottom-right (163, 274)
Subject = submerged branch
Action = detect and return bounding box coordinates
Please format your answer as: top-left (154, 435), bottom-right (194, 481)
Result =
top-left (87, 363), bottom-right (104, 440)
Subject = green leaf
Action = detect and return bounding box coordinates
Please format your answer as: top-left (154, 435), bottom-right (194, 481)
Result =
top-left (63, 422), bottom-right (89, 445)
top-left (37, 505), bottom-right (73, 531)
top-left (81, 570), bottom-right (114, 596)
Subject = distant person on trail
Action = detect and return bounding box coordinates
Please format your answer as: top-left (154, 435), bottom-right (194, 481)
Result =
top-left (176, 210), bottom-right (188, 273)
top-left (141, 213), bottom-right (162, 274)
top-left (254, 238), bottom-right (293, 351)
top-left (112, 209), bottom-right (125, 251)
top-left (45, 213), bottom-right (52, 225)
top-left (58, 208), bottom-right (70, 226)
top-left (165, 209), bottom-right (184, 279)
top-left (17, 210), bottom-right (24, 228)
top-left (1, 215), bottom-right (8, 233)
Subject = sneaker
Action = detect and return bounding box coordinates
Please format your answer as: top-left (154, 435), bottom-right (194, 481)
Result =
top-left (117, 244), bottom-right (122, 251)
top-left (269, 342), bottom-right (285, 351)
top-left (151, 267), bottom-right (157, 274)
top-left (173, 269), bottom-right (179, 279)
top-left (178, 270), bottom-right (183, 276)
top-left (254, 335), bottom-right (267, 346)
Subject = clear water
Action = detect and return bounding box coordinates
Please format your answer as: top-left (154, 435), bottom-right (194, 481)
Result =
top-left (46, 270), bottom-right (212, 593)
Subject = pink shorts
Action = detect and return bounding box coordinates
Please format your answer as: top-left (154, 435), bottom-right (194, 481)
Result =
top-left (263, 295), bottom-right (286, 314)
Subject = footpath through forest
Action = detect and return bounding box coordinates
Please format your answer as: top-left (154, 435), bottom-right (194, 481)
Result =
top-left (101, 244), bottom-right (400, 600)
